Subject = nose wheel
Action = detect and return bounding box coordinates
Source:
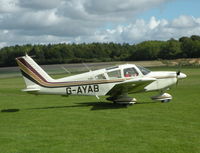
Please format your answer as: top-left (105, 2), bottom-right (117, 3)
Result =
top-left (161, 99), bottom-right (171, 103)
top-left (151, 93), bottom-right (172, 103)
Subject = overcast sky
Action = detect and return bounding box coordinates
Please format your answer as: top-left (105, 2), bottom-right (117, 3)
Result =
top-left (0, 0), bottom-right (200, 48)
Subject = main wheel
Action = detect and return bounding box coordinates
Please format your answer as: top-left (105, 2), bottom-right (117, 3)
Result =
top-left (161, 99), bottom-right (171, 103)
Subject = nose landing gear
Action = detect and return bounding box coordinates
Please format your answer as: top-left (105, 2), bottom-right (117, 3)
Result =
top-left (151, 93), bottom-right (172, 103)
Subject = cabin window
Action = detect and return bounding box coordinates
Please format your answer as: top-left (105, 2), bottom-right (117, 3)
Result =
top-left (95, 74), bottom-right (106, 80)
top-left (124, 68), bottom-right (138, 77)
top-left (107, 70), bottom-right (121, 79)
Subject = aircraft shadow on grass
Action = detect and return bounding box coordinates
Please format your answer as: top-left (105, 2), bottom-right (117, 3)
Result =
top-left (1, 101), bottom-right (157, 113)
top-left (1, 108), bottom-right (20, 113)
top-left (30, 102), bottom-right (128, 111)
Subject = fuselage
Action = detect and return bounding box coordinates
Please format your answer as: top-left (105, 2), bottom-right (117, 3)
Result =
top-left (34, 64), bottom-right (186, 96)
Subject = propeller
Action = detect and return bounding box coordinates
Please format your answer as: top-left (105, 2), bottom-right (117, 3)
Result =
top-left (176, 70), bottom-right (181, 76)
top-left (176, 62), bottom-right (182, 86)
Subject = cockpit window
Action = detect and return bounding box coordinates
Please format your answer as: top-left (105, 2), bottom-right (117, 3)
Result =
top-left (107, 70), bottom-right (121, 79)
top-left (124, 68), bottom-right (138, 77)
top-left (136, 65), bottom-right (151, 75)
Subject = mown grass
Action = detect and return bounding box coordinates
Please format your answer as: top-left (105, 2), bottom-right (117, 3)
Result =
top-left (0, 67), bottom-right (200, 153)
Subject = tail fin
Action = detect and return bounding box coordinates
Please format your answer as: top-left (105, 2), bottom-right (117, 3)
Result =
top-left (16, 54), bottom-right (54, 91)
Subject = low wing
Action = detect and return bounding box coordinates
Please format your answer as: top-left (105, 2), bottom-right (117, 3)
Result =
top-left (107, 78), bottom-right (156, 97)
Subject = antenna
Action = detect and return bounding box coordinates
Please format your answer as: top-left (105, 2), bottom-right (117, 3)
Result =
top-left (61, 66), bottom-right (71, 74)
top-left (82, 62), bottom-right (92, 72)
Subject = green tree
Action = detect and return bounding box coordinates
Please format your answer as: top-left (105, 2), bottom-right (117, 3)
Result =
top-left (159, 39), bottom-right (182, 59)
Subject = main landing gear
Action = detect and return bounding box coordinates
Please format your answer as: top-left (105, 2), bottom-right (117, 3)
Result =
top-left (106, 95), bottom-right (137, 106)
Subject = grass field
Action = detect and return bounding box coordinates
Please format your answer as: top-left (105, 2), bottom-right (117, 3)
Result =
top-left (0, 67), bottom-right (200, 153)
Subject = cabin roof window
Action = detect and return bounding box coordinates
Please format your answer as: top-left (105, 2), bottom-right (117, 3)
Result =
top-left (107, 70), bottom-right (121, 79)
top-left (124, 67), bottom-right (138, 77)
top-left (136, 65), bottom-right (151, 75)
top-left (106, 66), bottom-right (119, 71)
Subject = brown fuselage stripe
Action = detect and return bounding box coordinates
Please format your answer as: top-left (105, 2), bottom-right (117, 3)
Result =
top-left (16, 57), bottom-right (125, 88)
top-left (17, 57), bottom-right (48, 82)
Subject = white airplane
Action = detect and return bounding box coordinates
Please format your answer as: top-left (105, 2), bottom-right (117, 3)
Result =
top-left (16, 54), bottom-right (186, 105)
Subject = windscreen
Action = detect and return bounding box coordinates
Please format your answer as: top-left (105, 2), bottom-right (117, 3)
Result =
top-left (136, 65), bottom-right (151, 75)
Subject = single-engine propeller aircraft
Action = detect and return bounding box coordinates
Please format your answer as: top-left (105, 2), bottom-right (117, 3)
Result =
top-left (16, 54), bottom-right (186, 105)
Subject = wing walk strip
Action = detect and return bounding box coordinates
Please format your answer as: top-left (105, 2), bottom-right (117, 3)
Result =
top-left (16, 57), bottom-right (125, 88)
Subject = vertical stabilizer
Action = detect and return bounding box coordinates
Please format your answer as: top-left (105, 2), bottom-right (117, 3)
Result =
top-left (16, 54), bottom-right (54, 89)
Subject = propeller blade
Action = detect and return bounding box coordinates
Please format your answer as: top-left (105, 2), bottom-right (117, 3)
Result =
top-left (176, 71), bottom-right (181, 86)
top-left (176, 79), bottom-right (179, 86)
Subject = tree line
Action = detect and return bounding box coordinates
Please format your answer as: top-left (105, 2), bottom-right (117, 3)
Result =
top-left (0, 35), bottom-right (200, 67)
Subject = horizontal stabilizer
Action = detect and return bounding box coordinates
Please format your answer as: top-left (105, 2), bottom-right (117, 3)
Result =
top-left (22, 88), bottom-right (40, 92)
